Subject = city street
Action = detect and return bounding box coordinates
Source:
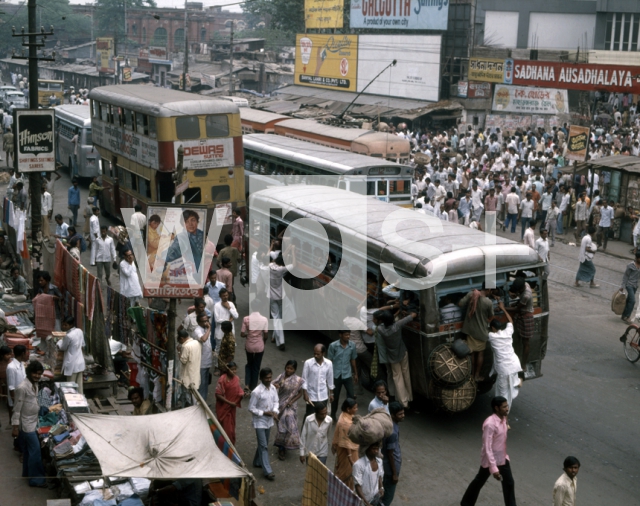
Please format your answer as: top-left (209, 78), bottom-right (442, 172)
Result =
top-left (0, 168), bottom-right (638, 505)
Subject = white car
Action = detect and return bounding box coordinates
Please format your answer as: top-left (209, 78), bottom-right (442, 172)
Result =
top-left (0, 85), bottom-right (17, 102)
top-left (3, 90), bottom-right (27, 111)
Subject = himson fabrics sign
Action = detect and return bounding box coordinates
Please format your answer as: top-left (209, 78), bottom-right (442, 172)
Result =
top-left (512, 60), bottom-right (640, 94)
top-left (350, 0), bottom-right (449, 30)
top-left (492, 85), bottom-right (569, 115)
top-left (15, 110), bottom-right (56, 172)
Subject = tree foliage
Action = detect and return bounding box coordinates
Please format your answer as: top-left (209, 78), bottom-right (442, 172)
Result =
top-left (243, 0), bottom-right (305, 34)
top-left (0, 0), bottom-right (92, 55)
top-left (94, 0), bottom-right (156, 49)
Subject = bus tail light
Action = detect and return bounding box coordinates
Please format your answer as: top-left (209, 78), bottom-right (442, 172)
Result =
top-left (233, 136), bottom-right (244, 166)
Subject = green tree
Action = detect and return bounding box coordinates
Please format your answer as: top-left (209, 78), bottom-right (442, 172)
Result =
top-left (94, 0), bottom-right (156, 52)
top-left (243, 0), bottom-right (305, 34)
top-left (0, 0), bottom-right (92, 54)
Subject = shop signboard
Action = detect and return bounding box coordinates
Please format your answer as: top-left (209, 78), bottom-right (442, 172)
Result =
top-left (305, 0), bottom-right (343, 29)
top-left (512, 60), bottom-right (640, 94)
top-left (469, 57), bottom-right (512, 83)
top-left (350, 0), bottom-right (449, 30)
top-left (566, 125), bottom-right (590, 161)
top-left (492, 84), bottom-right (569, 115)
top-left (96, 38), bottom-right (114, 74)
top-left (15, 110), bottom-right (56, 172)
top-left (295, 34), bottom-right (358, 92)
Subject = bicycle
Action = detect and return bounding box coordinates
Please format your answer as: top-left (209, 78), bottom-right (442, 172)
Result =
top-left (620, 324), bottom-right (640, 363)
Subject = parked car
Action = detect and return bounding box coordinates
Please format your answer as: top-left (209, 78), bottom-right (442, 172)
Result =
top-left (3, 90), bottom-right (27, 111)
top-left (0, 85), bottom-right (17, 103)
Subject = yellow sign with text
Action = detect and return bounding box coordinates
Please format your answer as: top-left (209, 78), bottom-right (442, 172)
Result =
top-left (295, 34), bottom-right (358, 92)
top-left (305, 0), bottom-right (344, 29)
top-left (469, 57), bottom-right (506, 83)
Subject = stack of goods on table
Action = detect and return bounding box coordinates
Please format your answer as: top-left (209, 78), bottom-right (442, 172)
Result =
top-left (38, 382), bottom-right (150, 505)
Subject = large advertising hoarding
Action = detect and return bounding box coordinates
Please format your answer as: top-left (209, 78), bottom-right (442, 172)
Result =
top-left (512, 60), bottom-right (640, 94)
top-left (96, 38), bottom-right (114, 74)
top-left (492, 84), bottom-right (569, 115)
top-left (176, 138), bottom-right (235, 170)
top-left (295, 34), bottom-right (358, 92)
top-left (305, 0), bottom-right (344, 29)
top-left (350, 0), bottom-right (449, 30)
top-left (356, 35), bottom-right (441, 102)
top-left (143, 206), bottom-right (212, 298)
top-left (15, 110), bottom-right (56, 172)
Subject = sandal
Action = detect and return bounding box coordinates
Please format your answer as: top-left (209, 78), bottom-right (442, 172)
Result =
top-left (277, 449), bottom-right (286, 461)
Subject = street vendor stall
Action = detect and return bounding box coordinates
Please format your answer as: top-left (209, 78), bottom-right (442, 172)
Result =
top-left (575, 155), bottom-right (640, 244)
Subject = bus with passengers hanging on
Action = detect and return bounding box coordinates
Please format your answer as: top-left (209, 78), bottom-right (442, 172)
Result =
top-left (248, 185), bottom-right (549, 413)
top-left (88, 85), bottom-right (245, 228)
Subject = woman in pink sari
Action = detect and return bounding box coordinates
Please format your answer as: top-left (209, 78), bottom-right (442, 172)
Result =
top-left (272, 360), bottom-right (304, 460)
top-left (215, 361), bottom-right (245, 445)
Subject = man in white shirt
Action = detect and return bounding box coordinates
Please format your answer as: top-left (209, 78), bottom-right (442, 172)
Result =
top-left (597, 199), bottom-right (614, 251)
top-left (54, 214), bottom-right (69, 239)
top-left (120, 249), bottom-right (142, 306)
top-left (470, 182), bottom-right (483, 222)
top-left (109, 337), bottom-right (130, 386)
top-left (433, 179), bottom-right (446, 207)
top-left (265, 246), bottom-right (296, 351)
top-left (504, 188), bottom-right (520, 234)
top-left (41, 187), bottom-right (53, 238)
top-left (300, 403), bottom-right (332, 465)
top-left (193, 312), bottom-right (213, 401)
top-left (177, 329), bottom-right (201, 405)
top-left (536, 229), bottom-right (551, 280)
top-left (6, 344), bottom-right (27, 415)
top-left (130, 204), bottom-right (147, 236)
top-left (523, 220), bottom-right (536, 250)
top-left (557, 187), bottom-right (571, 235)
top-left (353, 442), bottom-right (385, 505)
top-left (248, 367), bottom-right (279, 480)
top-left (213, 288), bottom-right (238, 370)
top-left (518, 193), bottom-right (535, 240)
top-left (301, 343), bottom-right (334, 421)
top-left (92, 226), bottom-right (116, 286)
top-left (89, 207), bottom-right (100, 264)
top-left (205, 270), bottom-right (226, 304)
top-left (58, 316), bottom-right (86, 393)
top-left (488, 303), bottom-right (522, 409)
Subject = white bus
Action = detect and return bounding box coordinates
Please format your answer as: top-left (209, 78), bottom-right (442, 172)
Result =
top-left (54, 105), bottom-right (100, 179)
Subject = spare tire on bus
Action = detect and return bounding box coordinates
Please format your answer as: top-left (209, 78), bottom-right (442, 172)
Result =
top-left (428, 378), bottom-right (477, 414)
top-left (428, 343), bottom-right (472, 389)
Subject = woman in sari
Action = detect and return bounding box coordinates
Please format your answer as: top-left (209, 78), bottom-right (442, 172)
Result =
top-left (331, 398), bottom-right (359, 490)
top-left (215, 361), bottom-right (245, 445)
top-left (272, 359), bottom-right (304, 460)
top-left (217, 321), bottom-right (236, 376)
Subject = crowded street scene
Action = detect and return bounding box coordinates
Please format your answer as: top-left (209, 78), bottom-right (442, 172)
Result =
top-left (0, 1), bottom-right (639, 506)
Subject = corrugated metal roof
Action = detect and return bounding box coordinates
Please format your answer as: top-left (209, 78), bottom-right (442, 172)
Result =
top-left (578, 155), bottom-right (640, 172)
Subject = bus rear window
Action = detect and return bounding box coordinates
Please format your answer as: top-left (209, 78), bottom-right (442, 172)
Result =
top-left (390, 180), bottom-right (409, 195)
top-left (205, 115), bottom-right (229, 137)
top-left (211, 185), bottom-right (230, 202)
top-left (84, 129), bottom-right (92, 145)
top-left (49, 83), bottom-right (62, 91)
top-left (148, 116), bottom-right (157, 138)
top-left (176, 116), bottom-right (200, 139)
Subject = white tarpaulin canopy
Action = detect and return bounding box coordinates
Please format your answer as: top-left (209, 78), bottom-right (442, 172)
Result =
top-left (72, 405), bottom-right (249, 479)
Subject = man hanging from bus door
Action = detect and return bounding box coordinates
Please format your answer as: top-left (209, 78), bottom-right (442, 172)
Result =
top-left (70, 129), bottom-right (79, 179)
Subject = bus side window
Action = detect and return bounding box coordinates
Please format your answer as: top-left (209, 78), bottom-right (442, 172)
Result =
top-left (378, 180), bottom-right (387, 196)
top-left (111, 105), bottom-right (121, 126)
top-left (136, 113), bottom-right (147, 135)
top-left (123, 109), bottom-right (133, 130)
top-left (91, 101), bottom-right (99, 119)
top-left (138, 176), bottom-right (151, 198)
top-left (205, 115), bottom-right (229, 137)
top-left (176, 116), bottom-right (200, 140)
top-left (148, 116), bottom-right (157, 138)
top-left (100, 102), bottom-right (109, 123)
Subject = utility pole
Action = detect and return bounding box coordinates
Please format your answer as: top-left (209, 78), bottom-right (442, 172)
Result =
top-left (229, 22), bottom-right (234, 94)
top-left (11, 0), bottom-right (55, 283)
top-left (183, 0), bottom-right (189, 91)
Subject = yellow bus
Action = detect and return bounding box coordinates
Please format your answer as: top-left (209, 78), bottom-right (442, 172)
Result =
top-left (38, 79), bottom-right (65, 107)
top-left (88, 85), bottom-right (245, 229)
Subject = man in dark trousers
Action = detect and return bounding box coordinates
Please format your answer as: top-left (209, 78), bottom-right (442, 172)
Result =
top-left (619, 252), bottom-right (640, 324)
top-left (382, 401), bottom-right (405, 505)
top-left (460, 396), bottom-right (516, 506)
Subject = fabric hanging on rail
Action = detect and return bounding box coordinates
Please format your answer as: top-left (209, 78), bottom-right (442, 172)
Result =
top-left (54, 240), bottom-right (66, 290)
top-left (32, 294), bottom-right (56, 338)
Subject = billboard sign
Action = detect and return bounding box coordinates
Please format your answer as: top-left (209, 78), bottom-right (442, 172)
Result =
top-left (305, 0), bottom-right (343, 29)
top-left (469, 57), bottom-right (512, 84)
top-left (566, 125), bottom-right (590, 161)
top-left (176, 138), bottom-right (235, 170)
top-left (295, 34), bottom-right (358, 92)
top-left (492, 85), bottom-right (568, 115)
top-left (512, 60), bottom-right (640, 94)
top-left (149, 46), bottom-right (169, 61)
top-left (143, 206), bottom-right (212, 298)
top-left (357, 35), bottom-right (441, 102)
top-left (15, 110), bottom-right (56, 172)
top-left (96, 37), bottom-right (114, 74)
top-left (350, 0), bottom-right (449, 30)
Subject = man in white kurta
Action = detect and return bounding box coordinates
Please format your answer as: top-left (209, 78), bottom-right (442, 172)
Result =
top-left (89, 207), bottom-right (100, 263)
top-left (488, 301), bottom-right (522, 408)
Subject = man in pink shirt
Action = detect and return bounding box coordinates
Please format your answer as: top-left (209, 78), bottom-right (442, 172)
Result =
top-left (461, 396), bottom-right (516, 506)
top-left (241, 303), bottom-right (269, 391)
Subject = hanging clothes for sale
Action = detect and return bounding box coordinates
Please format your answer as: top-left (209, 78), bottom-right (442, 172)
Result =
top-left (33, 294), bottom-right (56, 338)
top-left (54, 240), bottom-right (66, 290)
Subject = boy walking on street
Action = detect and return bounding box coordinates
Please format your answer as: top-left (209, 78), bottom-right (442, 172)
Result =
top-left (553, 456), bottom-right (580, 506)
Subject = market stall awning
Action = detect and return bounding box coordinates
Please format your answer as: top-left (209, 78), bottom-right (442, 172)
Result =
top-left (574, 155), bottom-right (640, 174)
top-left (72, 405), bottom-right (249, 480)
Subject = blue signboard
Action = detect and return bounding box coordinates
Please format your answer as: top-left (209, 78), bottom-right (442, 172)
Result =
top-left (350, 0), bottom-right (449, 30)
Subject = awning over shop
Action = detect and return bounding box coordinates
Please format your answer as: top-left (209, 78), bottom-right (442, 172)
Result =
top-left (72, 405), bottom-right (249, 479)
top-left (263, 85), bottom-right (462, 122)
top-left (574, 155), bottom-right (640, 174)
